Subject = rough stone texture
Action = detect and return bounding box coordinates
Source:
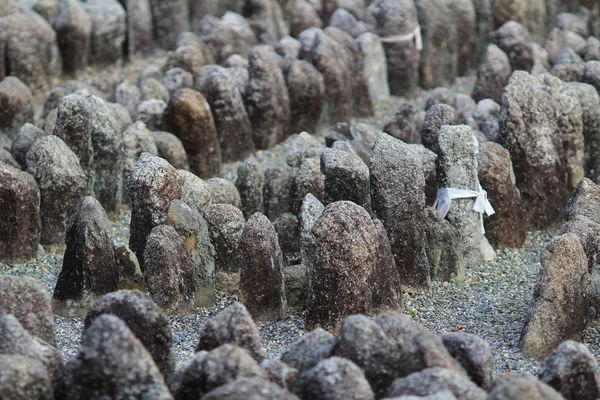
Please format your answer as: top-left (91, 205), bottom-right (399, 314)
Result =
top-left (329, 8), bottom-right (367, 39)
top-left (286, 132), bottom-right (324, 168)
top-left (365, 0), bottom-right (420, 97)
top-left (0, 312), bottom-right (62, 381)
top-left (163, 89), bottom-right (222, 179)
top-left (383, 103), bottom-right (424, 144)
top-left (491, 21), bottom-right (533, 72)
top-left (236, 160), bottom-right (264, 219)
top-left (545, 28), bottom-right (586, 65)
top-left (195, 66), bottom-right (255, 162)
top-left (123, 122), bottom-right (158, 191)
top-left (299, 193), bottom-right (324, 276)
top-left (0, 12), bottom-right (61, 93)
top-left (53, 90), bottom-right (123, 216)
top-left (26, 135), bottom-right (87, 245)
top-left (140, 77), bottom-right (170, 102)
top-left (531, 42), bottom-right (551, 74)
top-left (305, 201), bottom-right (377, 332)
top-left (137, 99), bottom-right (167, 131)
top-left (424, 206), bottom-right (463, 282)
top-left (582, 36), bottom-right (600, 62)
top-left (207, 178), bottom-right (242, 208)
top-left (115, 81), bottom-right (142, 120)
top-left (441, 332), bottom-right (493, 389)
top-left (566, 178), bottom-right (600, 224)
top-left (520, 233), bottom-right (590, 359)
top-left (177, 169), bottom-right (212, 215)
top-left (370, 133), bottom-right (429, 291)
top-left (472, 44), bottom-right (512, 104)
top-left (566, 82), bottom-right (600, 183)
top-left (385, 367), bottom-right (486, 400)
top-left (167, 199), bottom-right (216, 307)
top-left (0, 77), bottom-right (34, 139)
top-left (273, 212), bottom-right (300, 261)
top-left (414, 0), bottom-right (458, 89)
top-left (499, 71), bottom-right (569, 229)
top-left (333, 315), bottom-right (399, 398)
top-left (0, 355), bottom-right (53, 400)
top-left (115, 245), bottom-right (144, 290)
top-left (152, 130), bottom-right (189, 170)
top-left (246, 45), bottom-right (291, 149)
top-left (292, 158), bottom-right (324, 214)
top-left (473, 99), bottom-right (501, 142)
top-left (162, 68), bottom-right (193, 96)
top-left (356, 32), bottom-right (389, 102)
top-left (81, 0), bottom-right (126, 67)
top-left (202, 377), bottom-right (298, 400)
top-left (425, 88), bottom-right (457, 110)
top-left (448, 0), bottom-right (476, 76)
top-left (144, 224), bottom-right (196, 314)
top-left (121, 0), bottom-right (154, 58)
top-left (55, 0), bottom-right (91, 75)
top-left (275, 36), bottom-right (301, 62)
top-left (321, 148), bottom-right (371, 214)
top-left (298, 28), bottom-right (352, 122)
top-left (198, 13), bottom-right (256, 65)
top-left (437, 125), bottom-right (494, 267)
top-left (290, 0), bottom-right (322, 38)
top-left (263, 164), bottom-right (294, 221)
top-left (260, 359), bottom-right (299, 391)
top-left (0, 276), bottom-right (55, 345)
top-left (284, 60), bottom-right (325, 135)
top-left (170, 344), bottom-right (263, 399)
top-left (244, 0), bottom-right (288, 44)
top-left (127, 154), bottom-right (182, 270)
top-left (283, 263), bottom-right (308, 309)
top-left (196, 302), bottom-right (267, 362)
top-left (0, 161), bottom-right (40, 262)
top-left (238, 213), bottom-right (287, 321)
top-left (551, 48), bottom-right (585, 82)
top-left (421, 104), bottom-right (458, 154)
top-left (478, 141), bottom-right (528, 248)
top-left (294, 357), bottom-right (374, 400)
top-left (583, 61), bottom-right (600, 93)
top-left (62, 315), bottom-right (173, 399)
top-left (324, 27), bottom-right (373, 118)
top-left (150, 0), bottom-right (187, 50)
top-left (203, 203), bottom-right (245, 286)
top-left (281, 328), bottom-right (335, 373)
top-left (487, 374), bottom-right (564, 400)
top-left (370, 218), bottom-right (402, 310)
top-left (108, 102), bottom-right (132, 132)
top-left (53, 197), bottom-right (119, 316)
top-left (538, 340), bottom-right (600, 400)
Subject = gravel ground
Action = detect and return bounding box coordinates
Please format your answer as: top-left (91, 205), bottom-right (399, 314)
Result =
top-left (3, 71), bottom-right (595, 376)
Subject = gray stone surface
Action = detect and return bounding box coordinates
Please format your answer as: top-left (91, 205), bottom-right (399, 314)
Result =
top-left (26, 135), bottom-right (87, 245)
top-left (370, 132), bottom-right (429, 290)
top-left (0, 161), bottom-right (40, 262)
top-left (520, 233), bottom-right (590, 359)
top-left (236, 160), bottom-right (264, 219)
top-left (294, 357), bottom-right (375, 400)
top-left (538, 340), bottom-right (600, 400)
top-left (81, 0), bottom-right (126, 66)
top-left (365, 0), bottom-right (419, 96)
top-left (0, 355), bottom-right (53, 400)
top-left (196, 302), bottom-right (267, 362)
top-left (127, 153), bottom-right (182, 270)
top-left (238, 213), bottom-right (287, 321)
top-left (321, 148), bottom-right (371, 213)
top-left (53, 196), bottom-right (119, 316)
top-left (472, 44), bottom-right (511, 104)
top-left (305, 201), bottom-right (377, 332)
top-left (437, 125), bottom-right (494, 267)
top-left (62, 315), bottom-right (173, 399)
top-left (163, 89), bottom-right (222, 179)
top-left (53, 90), bottom-right (123, 216)
top-left (0, 76), bottom-right (33, 139)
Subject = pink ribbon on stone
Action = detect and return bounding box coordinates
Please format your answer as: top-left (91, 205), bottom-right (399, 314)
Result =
top-left (379, 25), bottom-right (423, 51)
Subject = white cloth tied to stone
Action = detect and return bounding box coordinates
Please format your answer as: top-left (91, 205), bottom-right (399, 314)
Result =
top-left (380, 25), bottom-right (423, 51)
top-left (433, 185), bottom-right (495, 233)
